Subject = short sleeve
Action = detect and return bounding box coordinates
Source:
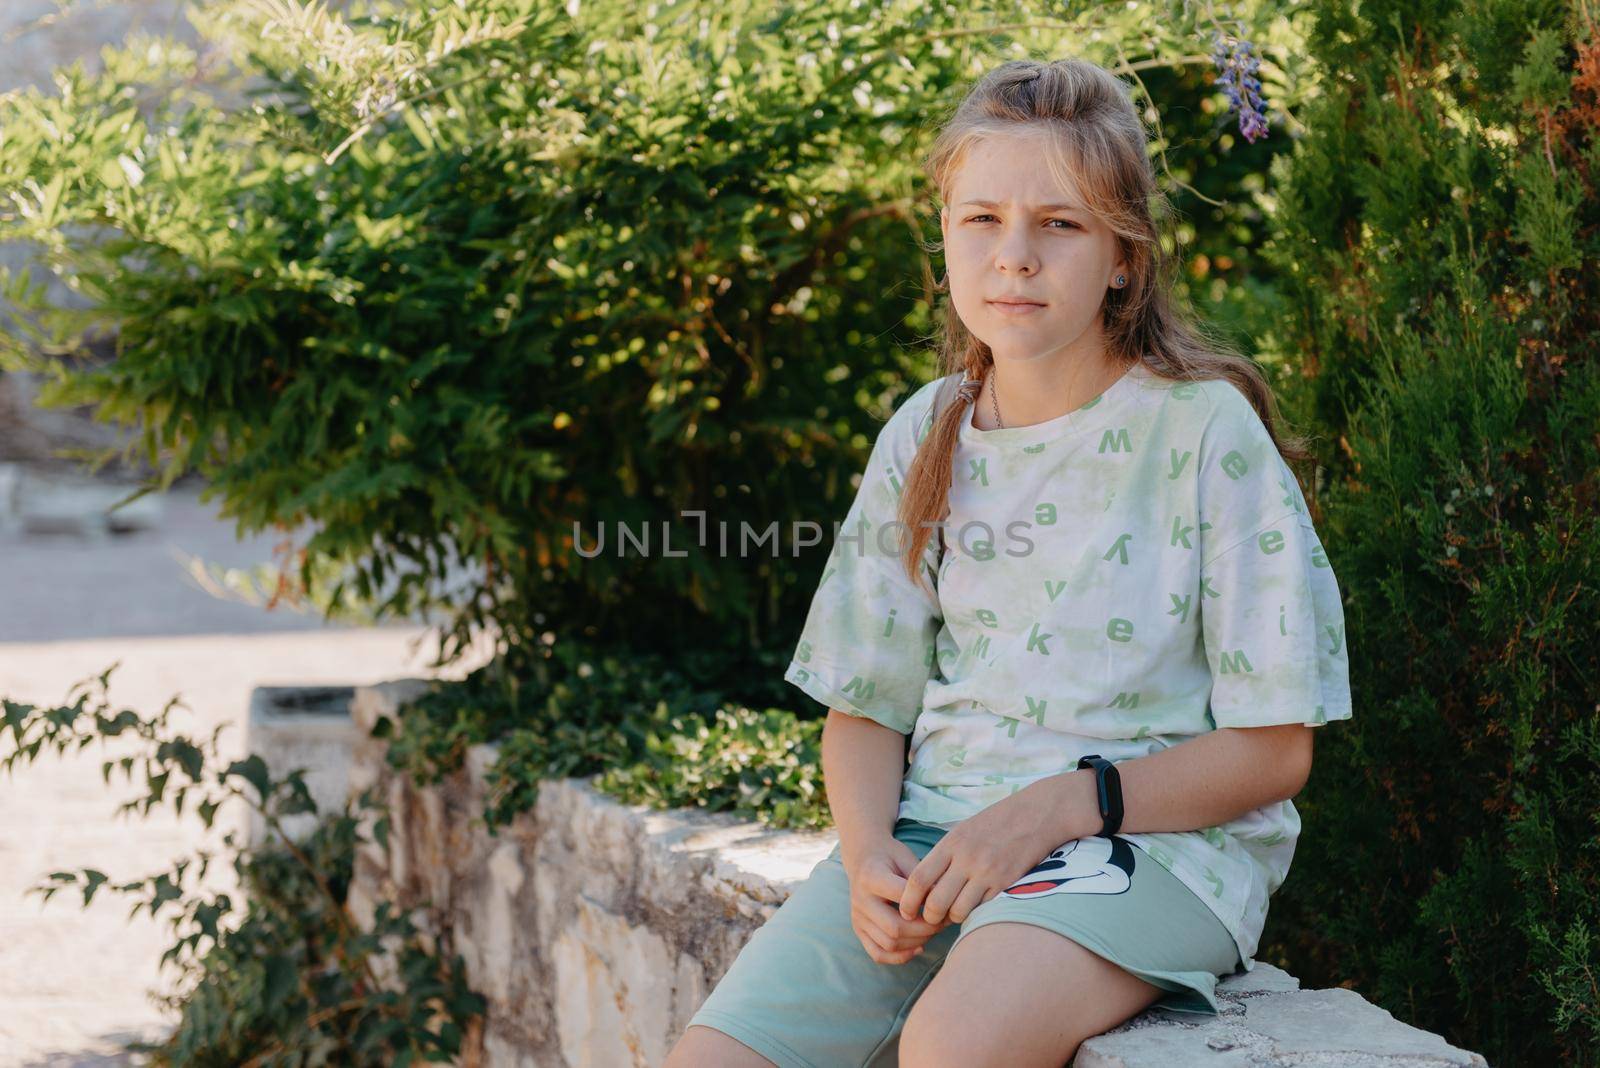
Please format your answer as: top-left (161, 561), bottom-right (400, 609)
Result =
top-left (782, 382), bottom-right (946, 735)
top-left (1194, 381), bottom-right (1353, 730)
top-left (1199, 510), bottom-right (1353, 728)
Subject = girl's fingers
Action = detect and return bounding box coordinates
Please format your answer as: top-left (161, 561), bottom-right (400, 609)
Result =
top-left (918, 871), bottom-right (969, 926)
top-left (858, 895), bottom-right (932, 950)
top-left (898, 849), bottom-right (952, 921)
top-left (947, 879), bottom-right (995, 925)
top-left (852, 901), bottom-right (902, 952)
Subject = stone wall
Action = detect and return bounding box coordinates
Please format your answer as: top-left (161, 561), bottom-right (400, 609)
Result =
top-left (346, 680), bottom-right (1488, 1068)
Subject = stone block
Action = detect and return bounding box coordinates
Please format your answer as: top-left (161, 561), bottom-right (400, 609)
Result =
top-left (243, 684), bottom-right (357, 847)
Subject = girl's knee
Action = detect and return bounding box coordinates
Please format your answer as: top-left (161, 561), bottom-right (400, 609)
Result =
top-left (662, 1023), bottom-right (780, 1068)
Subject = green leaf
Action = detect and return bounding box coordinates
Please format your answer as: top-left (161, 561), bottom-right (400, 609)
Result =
top-left (224, 754), bottom-right (272, 801)
top-left (263, 953), bottom-right (298, 1009)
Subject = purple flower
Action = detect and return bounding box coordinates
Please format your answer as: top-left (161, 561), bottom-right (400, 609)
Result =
top-left (1209, 30), bottom-right (1269, 143)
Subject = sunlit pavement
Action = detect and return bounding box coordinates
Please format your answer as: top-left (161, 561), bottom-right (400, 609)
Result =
top-left (0, 484), bottom-right (495, 1065)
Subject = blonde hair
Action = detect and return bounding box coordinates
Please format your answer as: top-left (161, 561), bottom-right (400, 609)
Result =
top-left (899, 56), bottom-right (1311, 593)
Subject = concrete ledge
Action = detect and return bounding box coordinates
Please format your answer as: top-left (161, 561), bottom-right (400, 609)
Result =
top-left (345, 679), bottom-right (1486, 1067)
top-left (244, 684), bottom-right (359, 847)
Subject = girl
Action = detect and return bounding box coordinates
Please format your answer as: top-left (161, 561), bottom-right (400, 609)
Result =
top-left (665, 56), bottom-right (1351, 1068)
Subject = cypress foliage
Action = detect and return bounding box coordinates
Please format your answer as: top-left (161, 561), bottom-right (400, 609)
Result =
top-left (1259, 3), bottom-right (1600, 1063)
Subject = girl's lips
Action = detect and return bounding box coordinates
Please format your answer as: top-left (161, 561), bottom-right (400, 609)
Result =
top-left (988, 300), bottom-right (1046, 316)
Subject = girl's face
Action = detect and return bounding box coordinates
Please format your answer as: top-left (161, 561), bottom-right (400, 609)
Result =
top-left (939, 131), bottom-right (1127, 365)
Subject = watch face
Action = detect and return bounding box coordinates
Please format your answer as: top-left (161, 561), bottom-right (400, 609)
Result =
top-left (1087, 759), bottom-right (1122, 831)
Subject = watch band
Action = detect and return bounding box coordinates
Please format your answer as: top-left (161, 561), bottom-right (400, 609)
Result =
top-left (1076, 754), bottom-right (1124, 838)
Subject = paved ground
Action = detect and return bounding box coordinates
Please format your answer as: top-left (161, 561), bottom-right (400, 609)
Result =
top-left (0, 482), bottom-right (495, 1065)
top-left (0, 473), bottom-right (421, 643)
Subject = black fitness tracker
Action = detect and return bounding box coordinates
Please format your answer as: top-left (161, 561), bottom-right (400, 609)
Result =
top-left (1076, 754), bottom-right (1124, 838)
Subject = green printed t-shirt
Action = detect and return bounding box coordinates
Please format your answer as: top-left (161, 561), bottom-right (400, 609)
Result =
top-left (783, 360), bottom-right (1354, 970)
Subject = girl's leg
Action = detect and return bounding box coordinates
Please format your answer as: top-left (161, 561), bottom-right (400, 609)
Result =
top-left (898, 920), bottom-right (1165, 1068)
top-left (662, 1024), bottom-right (779, 1068)
top-left (900, 831), bottom-right (1241, 1064)
top-left (666, 820), bottom-right (959, 1068)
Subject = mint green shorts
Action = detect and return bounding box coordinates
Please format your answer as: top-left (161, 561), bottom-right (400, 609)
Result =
top-left (686, 817), bottom-right (1243, 1068)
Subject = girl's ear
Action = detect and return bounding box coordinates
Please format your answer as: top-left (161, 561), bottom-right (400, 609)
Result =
top-left (940, 205), bottom-right (948, 237)
top-left (1110, 242), bottom-right (1131, 286)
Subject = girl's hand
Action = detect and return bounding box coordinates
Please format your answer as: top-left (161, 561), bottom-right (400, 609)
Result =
top-left (840, 837), bottom-right (952, 964)
top-left (896, 787), bottom-right (1062, 926)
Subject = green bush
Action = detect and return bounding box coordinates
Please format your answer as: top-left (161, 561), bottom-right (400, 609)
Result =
top-left (0, 0), bottom-right (1308, 667)
top-left (1256, 4), bottom-right (1600, 1064)
top-left (379, 638), bottom-right (829, 831)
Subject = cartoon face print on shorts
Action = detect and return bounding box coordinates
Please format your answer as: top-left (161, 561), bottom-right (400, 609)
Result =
top-left (1001, 835), bottom-right (1136, 898)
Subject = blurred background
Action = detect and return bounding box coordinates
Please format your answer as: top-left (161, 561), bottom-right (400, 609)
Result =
top-left (1, 6), bottom-right (496, 1063)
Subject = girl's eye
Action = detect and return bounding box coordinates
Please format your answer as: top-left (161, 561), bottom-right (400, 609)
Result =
top-left (965, 214), bottom-right (1078, 230)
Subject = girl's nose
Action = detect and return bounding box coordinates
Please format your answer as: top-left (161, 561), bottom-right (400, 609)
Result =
top-left (995, 233), bottom-right (1039, 275)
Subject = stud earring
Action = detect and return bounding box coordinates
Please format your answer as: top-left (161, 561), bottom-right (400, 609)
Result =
top-left (1114, 274), bottom-right (1127, 288)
